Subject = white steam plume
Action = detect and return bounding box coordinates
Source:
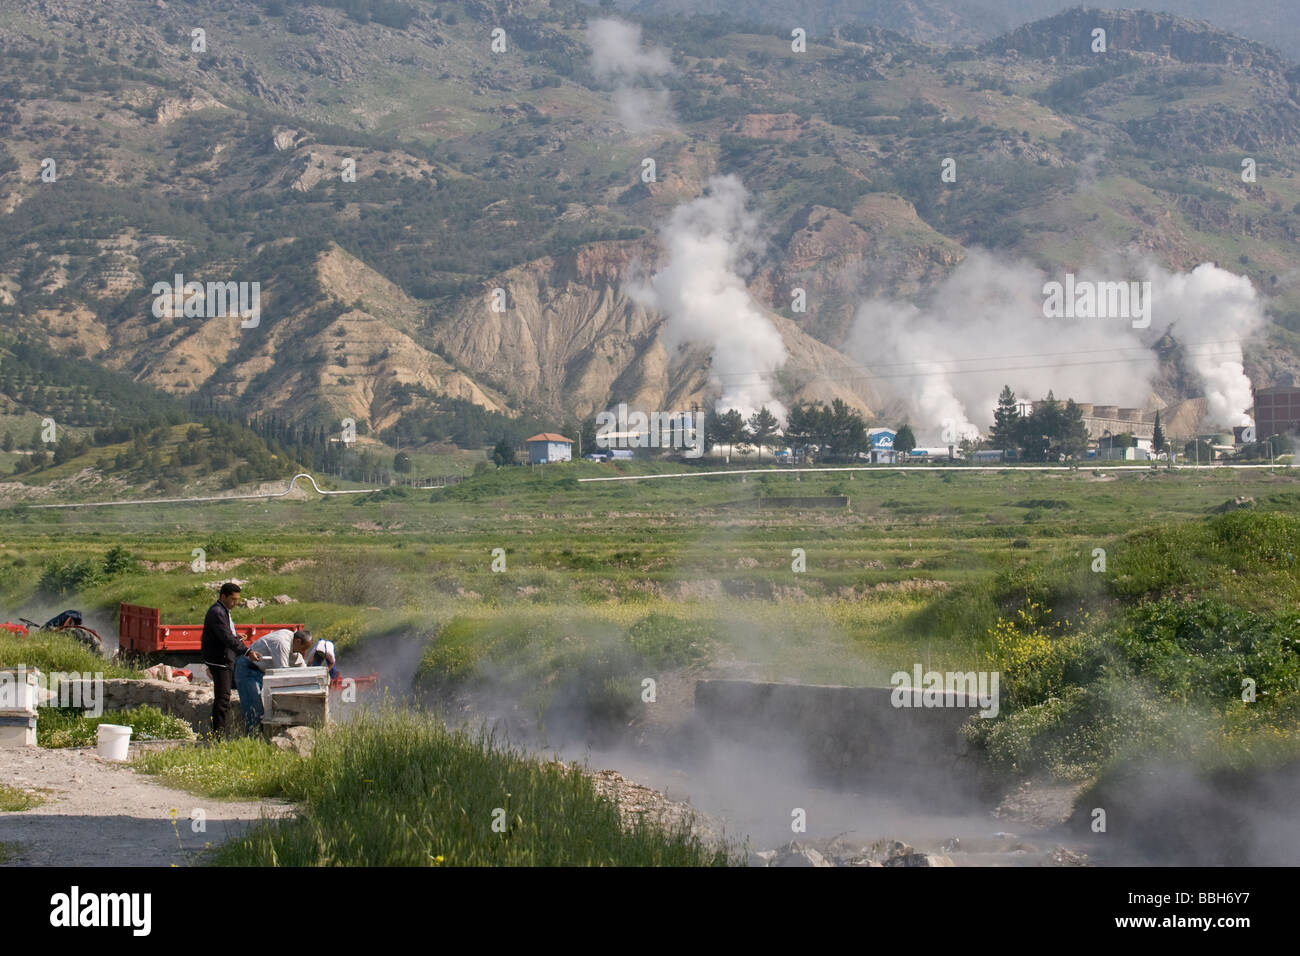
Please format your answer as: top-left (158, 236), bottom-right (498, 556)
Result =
top-left (846, 251), bottom-right (1265, 442)
top-left (633, 175), bottom-right (787, 418)
top-left (587, 18), bottom-right (674, 133)
top-left (1145, 262), bottom-right (1263, 427)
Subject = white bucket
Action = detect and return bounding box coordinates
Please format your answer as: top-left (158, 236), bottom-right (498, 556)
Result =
top-left (96, 723), bottom-right (132, 761)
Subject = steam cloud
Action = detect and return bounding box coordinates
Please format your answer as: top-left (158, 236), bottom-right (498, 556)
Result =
top-left (587, 18), bottom-right (674, 133)
top-left (1150, 262), bottom-right (1263, 428)
top-left (632, 175), bottom-right (788, 418)
top-left (847, 252), bottom-right (1266, 442)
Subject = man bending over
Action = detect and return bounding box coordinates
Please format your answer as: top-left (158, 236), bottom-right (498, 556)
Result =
top-left (234, 628), bottom-right (313, 736)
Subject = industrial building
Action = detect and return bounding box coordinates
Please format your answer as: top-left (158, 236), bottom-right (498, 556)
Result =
top-left (1252, 386), bottom-right (1300, 439)
top-left (866, 428), bottom-right (898, 464)
top-left (1036, 401), bottom-right (1156, 441)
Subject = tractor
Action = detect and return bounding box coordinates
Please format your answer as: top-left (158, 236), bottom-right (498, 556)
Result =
top-left (13, 610), bottom-right (104, 656)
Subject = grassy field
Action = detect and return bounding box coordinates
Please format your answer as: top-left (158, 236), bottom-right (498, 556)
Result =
top-left (3, 461), bottom-right (1299, 802)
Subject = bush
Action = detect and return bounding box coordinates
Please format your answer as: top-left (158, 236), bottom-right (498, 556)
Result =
top-left (967, 679), bottom-right (1192, 779)
top-left (203, 533), bottom-right (242, 557)
top-left (625, 614), bottom-right (714, 668)
top-left (303, 553), bottom-right (400, 607)
top-left (102, 544), bottom-right (140, 576)
top-left (1115, 599), bottom-right (1300, 710)
top-left (983, 599), bottom-right (1105, 711)
top-left (38, 558), bottom-right (102, 596)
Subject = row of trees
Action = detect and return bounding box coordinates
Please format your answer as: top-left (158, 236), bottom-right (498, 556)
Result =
top-left (987, 387), bottom-right (1090, 461)
top-left (708, 400), bottom-right (917, 463)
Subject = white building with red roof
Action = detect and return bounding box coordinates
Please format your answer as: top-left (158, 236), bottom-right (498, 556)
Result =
top-left (525, 433), bottom-right (573, 464)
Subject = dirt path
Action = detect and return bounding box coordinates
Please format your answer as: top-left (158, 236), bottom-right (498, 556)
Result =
top-left (0, 747), bottom-right (292, 866)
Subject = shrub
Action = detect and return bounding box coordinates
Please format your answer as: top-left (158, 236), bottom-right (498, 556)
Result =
top-left (203, 533), bottom-right (243, 557)
top-left (38, 558), bottom-right (102, 596)
top-left (102, 544), bottom-right (140, 576)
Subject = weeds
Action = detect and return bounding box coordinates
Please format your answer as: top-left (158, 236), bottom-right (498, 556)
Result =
top-left (0, 784), bottom-right (44, 812)
top-left (172, 708), bottom-right (741, 866)
top-left (38, 705), bottom-right (192, 749)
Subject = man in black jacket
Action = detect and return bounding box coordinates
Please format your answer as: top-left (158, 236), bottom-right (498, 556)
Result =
top-left (201, 582), bottom-right (261, 738)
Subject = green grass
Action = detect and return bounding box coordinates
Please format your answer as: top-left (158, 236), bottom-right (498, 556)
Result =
top-left (137, 709), bottom-right (742, 866)
top-left (37, 704), bottom-right (192, 749)
top-left (0, 784), bottom-right (43, 812)
top-left (2, 466), bottom-right (1298, 787)
top-left (133, 737), bottom-right (303, 799)
top-left (0, 630), bottom-right (139, 678)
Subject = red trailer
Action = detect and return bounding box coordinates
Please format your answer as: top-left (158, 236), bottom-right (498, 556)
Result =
top-left (117, 603), bottom-right (379, 690)
top-left (118, 603), bottom-right (304, 662)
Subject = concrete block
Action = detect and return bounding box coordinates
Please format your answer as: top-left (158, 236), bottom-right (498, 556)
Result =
top-left (0, 667), bottom-right (40, 712)
top-left (268, 691), bottom-right (328, 727)
top-left (0, 714), bottom-right (38, 747)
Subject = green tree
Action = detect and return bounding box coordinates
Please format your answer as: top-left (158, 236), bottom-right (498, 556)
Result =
top-left (709, 409), bottom-right (749, 456)
top-left (1059, 400), bottom-right (1089, 459)
top-left (1152, 411), bottom-right (1165, 455)
top-left (747, 407), bottom-right (780, 462)
top-left (989, 385), bottom-right (1020, 451)
top-left (894, 423), bottom-right (916, 455)
top-left (783, 403), bottom-right (815, 451)
top-left (393, 452), bottom-right (411, 473)
top-left (826, 399), bottom-right (867, 460)
top-left (578, 417), bottom-right (598, 459)
top-left (492, 437), bottom-right (515, 466)
top-left (1, 432), bottom-right (11, 452)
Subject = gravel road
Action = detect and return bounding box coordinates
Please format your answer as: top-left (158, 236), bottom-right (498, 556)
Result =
top-left (0, 746), bottom-right (291, 866)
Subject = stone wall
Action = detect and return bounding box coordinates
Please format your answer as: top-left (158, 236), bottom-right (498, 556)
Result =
top-left (61, 678), bottom-right (221, 732)
top-left (694, 680), bottom-right (995, 804)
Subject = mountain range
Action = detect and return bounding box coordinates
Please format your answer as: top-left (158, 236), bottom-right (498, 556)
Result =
top-left (1, 0), bottom-right (1299, 444)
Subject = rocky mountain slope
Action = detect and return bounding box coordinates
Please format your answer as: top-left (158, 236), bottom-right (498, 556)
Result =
top-left (0, 0), bottom-right (1298, 438)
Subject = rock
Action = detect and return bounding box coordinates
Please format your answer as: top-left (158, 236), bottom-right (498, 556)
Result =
top-left (1214, 496), bottom-right (1255, 513)
top-left (271, 594), bottom-right (296, 605)
top-left (883, 853), bottom-right (955, 867)
top-left (1051, 846), bottom-right (1089, 866)
top-left (748, 850), bottom-right (777, 867)
top-left (270, 725), bottom-right (316, 757)
top-left (769, 841), bottom-right (834, 867)
top-left (886, 840), bottom-right (915, 858)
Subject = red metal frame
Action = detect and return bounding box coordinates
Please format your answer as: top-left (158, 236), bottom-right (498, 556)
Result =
top-left (118, 603), bottom-right (304, 656)
top-left (331, 673), bottom-right (378, 690)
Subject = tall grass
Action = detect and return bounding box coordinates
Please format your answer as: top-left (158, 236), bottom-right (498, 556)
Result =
top-left (0, 630), bottom-right (139, 677)
top-left (139, 709), bottom-right (741, 866)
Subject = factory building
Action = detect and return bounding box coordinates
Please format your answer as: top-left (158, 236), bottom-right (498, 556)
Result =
top-left (1252, 386), bottom-right (1300, 440)
top-left (1039, 401), bottom-right (1156, 442)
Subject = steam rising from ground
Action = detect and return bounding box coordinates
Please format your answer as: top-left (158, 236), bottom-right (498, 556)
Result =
top-left (847, 252), bottom-right (1266, 442)
top-left (631, 175), bottom-right (788, 418)
top-left (587, 18), bottom-right (675, 133)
